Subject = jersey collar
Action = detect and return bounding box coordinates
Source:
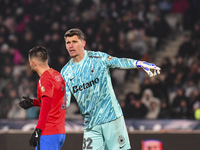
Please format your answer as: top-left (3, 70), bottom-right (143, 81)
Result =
top-left (72, 50), bottom-right (87, 65)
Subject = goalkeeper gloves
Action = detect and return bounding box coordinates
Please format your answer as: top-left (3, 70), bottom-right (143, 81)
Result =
top-left (29, 128), bottom-right (42, 147)
top-left (135, 60), bottom-right (161, 77)
top-left (19, 96), bottom-right (33, 109)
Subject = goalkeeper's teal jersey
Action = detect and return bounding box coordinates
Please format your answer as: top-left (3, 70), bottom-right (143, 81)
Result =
top-left (61, 50), bottom-right (137, 129)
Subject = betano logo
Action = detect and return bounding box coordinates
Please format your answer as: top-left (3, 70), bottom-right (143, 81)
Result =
top-left (72, 78), bottom-right (99, 93)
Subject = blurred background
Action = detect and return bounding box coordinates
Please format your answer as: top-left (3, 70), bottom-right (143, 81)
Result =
top-left (1, 0), bottom-right (200, 149)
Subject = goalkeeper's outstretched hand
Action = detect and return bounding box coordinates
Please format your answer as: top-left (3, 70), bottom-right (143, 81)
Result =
top-left (19, 96), bottom-right (33, 109)
top-left (135, 61), bottom-right (161, 77)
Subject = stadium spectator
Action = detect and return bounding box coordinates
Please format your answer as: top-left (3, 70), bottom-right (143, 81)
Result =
top-left (188, 89), bottom-right (200, 119)
top-left (140, 77), bottom-right (153, 95)
top-left (172, 0), bottom-right (189, 13)
top-left (158, 101), bottom-right (170, 119)
top-left (177, 34), bottom-right (195, 58)
top-left (184, 80), bottom-right (197, 98)
top-left (129, 33), bottom-right (148, 60)
top-left (131, 97), bottom-right (148, 119)
top-left (123, 92), bottom-right (138, 119)
top-left (0, 90), bottom-right (10, 119)
top-left (141, 89), bottom-right (161, 119)
top-left (170, 88), bottom-right (189, 119)
top-left (7, 99), bottom-right (26, 119)
top-left (191, 23), bottom-right (200, 42)
top-left (164, 66), bottom-right (177, 91)
top-left (152, 77), bottom-right (169, 104)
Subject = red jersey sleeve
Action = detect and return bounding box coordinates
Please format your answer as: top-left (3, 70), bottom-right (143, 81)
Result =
top-left (40, 76), bottom-right (54, 99)
top-left (33, 99), bottom-right (41, 106)
top-left (36, 96), bottom-right (52, 130)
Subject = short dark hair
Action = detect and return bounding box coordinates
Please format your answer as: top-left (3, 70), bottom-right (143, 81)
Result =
top-left (28, 46), bottom-right (48, 62)
top-left (64, 28), bottom-right (84, 40)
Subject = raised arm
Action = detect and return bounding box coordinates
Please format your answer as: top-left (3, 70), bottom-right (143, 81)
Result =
top-left (101, 52), bottom-right (161, 77)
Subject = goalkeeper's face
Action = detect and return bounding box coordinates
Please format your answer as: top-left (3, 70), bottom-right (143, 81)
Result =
top-left (65, 35), bottom-right (85, 58)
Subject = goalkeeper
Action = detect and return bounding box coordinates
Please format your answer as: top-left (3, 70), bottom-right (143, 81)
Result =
top-left (61, 28), bottom-right (161, 150)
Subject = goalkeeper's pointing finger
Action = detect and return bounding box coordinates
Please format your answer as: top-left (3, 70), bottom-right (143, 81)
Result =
top-left (148, 63), bottom-right (161, 70)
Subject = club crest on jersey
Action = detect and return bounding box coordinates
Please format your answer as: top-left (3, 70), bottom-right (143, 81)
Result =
top-left (118, 135), bottom-right (125, 145)
top-left (89, 66), bottom-right (95, 75)
top-left (41, 86), bottom-right (45, 92)
top-left (107, 56), bottom-right (113, 61)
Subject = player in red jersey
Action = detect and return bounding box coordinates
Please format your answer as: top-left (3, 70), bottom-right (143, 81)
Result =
top-left (19, 46), bottom-right (66, 150)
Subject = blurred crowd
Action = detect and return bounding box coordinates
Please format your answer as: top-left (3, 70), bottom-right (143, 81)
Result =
top-left (0, 0), bottom-right (200, 120)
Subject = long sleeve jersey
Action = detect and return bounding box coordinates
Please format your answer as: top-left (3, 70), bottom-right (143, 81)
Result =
top-left (61, 50), bottom-right (137, 129)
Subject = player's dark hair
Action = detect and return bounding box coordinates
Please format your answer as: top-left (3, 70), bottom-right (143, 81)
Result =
top-left (64, 28), bottom-right (84, 41)
top-left (28, 46), bottom-right (48, 62)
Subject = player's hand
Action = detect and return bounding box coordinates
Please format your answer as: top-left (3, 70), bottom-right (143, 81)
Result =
top-left (136, 61), bottom-right (161, 77)
top-left (29, 128), bottom-right (42, 147)
top-left (19, 96), bottom-right (33, 109)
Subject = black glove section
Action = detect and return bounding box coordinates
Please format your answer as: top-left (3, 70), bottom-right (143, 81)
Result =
top-left (29, 128), bottom-right (42, 147)
top-left (19, 96), bottom-right (33, 109)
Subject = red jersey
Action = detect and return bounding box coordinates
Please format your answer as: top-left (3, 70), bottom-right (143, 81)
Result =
top-left (36, 68), bottom-right (66, 135)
